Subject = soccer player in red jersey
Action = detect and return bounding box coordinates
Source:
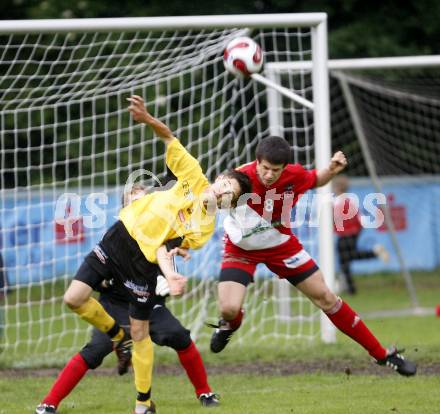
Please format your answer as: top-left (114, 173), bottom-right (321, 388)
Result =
top-left (210, 136), bottom-right (416, 376)
top-left (333, 175), bottom-right (389, 294)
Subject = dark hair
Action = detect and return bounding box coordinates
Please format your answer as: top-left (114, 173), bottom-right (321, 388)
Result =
top-left (255, 136), bottom-right (291, 165)
top-left (224, 169), bottom-right (252, 203)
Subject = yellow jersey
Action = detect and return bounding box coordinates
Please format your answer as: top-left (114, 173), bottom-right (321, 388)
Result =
top-left (119, 138), bottom-right (215, 263)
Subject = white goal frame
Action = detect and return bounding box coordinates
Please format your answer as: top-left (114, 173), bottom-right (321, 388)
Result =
top-left (0, 13), bottom-right (336, 356)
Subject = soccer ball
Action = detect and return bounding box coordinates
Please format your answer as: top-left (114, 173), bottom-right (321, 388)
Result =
top-left (223, 36), bottom-right (263, 78)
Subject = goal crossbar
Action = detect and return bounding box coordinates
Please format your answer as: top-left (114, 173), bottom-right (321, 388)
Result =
top-left (0, 13), bottom-right (327, 34)
top-left (267, 55), bottom-right (440, 72)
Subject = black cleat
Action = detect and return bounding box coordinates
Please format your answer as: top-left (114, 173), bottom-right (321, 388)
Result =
top-left (114, 329), bottom-right (133, 375)
top-left (377, 347), bottom-right (417, 376)
top-left (35, 404), bottom-right (57, 414)
top-left (199, 392), bottom-right (220, 407)
top-left (209, 320), bottom-right (235, 353)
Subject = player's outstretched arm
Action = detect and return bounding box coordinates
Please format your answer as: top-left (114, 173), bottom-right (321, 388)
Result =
top-left (315, 151), bottom-right (347, 187)
top-left (156, 245), bottom-right (188, 296)
top-left (127, 95), bottom-right (175, 145)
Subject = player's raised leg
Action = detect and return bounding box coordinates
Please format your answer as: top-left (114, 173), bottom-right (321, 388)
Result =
top-left (295, 270), bottom-right (417, 376)
top-left (64, 261), bottom-right (132, 372)
top-left (210, 268), bottom-right (250, 353)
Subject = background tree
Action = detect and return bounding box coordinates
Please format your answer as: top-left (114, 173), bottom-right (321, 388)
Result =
top-left (1, 0), bottom-right (439, 58)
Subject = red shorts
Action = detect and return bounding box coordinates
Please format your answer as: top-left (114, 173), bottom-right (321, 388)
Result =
top-left (221, 235), bottom-right (319, 281)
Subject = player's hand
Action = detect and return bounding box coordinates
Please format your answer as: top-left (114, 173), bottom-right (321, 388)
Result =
top-left (329, 151), bottom-right (347, 175)
top-left (155, 275), bottom-right (171, 297)
top-left (166, 272), bottom-right (188, 296)
top-left (127, 95), bottom-right (175, 143)
top-left (167, 247), bottom-right (191, 262)
top-left (127, 95), bottom-right (150, 124)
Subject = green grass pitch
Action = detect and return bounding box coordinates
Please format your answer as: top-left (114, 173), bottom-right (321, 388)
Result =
top-left (1, 270), bottom-right (440, 413)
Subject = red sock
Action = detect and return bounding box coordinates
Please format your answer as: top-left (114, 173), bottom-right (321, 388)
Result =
top-left (226, 308), bottom-right (244, 331)
top-left (177, 341), bottom-right (211, 396)
top-left (326, 299), bottom-right (387, 360)
top-left (43, 353), bottom-right (89, 407)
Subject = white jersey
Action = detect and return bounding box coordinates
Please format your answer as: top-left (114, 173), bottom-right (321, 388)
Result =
top-left (223, 204), bottom-right (289, 250)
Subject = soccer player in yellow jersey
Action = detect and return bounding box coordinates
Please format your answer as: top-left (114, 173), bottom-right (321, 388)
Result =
top-left (63, 95), bottom-right (251, 414)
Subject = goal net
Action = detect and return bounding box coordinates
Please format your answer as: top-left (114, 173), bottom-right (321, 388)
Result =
top-left (0, 14), bottom-right (331, 367)
top-left (268, 56), bottom-right (440, 315)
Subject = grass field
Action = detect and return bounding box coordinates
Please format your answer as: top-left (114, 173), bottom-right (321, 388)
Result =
top-left (2, 371), bottom-right (440, 414)
top-left (1, 271), bottom-right (440, 413)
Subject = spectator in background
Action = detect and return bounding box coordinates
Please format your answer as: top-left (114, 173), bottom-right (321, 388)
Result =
top-left (333, 175), bottom-right (389, 295)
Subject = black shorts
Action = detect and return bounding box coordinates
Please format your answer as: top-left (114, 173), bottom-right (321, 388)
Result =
top-left (219, 265), bottom-right (317, 287)
top-left (74, 221), bottom-right (160, 320)
top-left (219, 267), bottom-right (253, 286)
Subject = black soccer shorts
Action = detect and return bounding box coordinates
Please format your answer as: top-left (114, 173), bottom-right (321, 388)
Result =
top-left (75, 221), bottom-right (160, 320)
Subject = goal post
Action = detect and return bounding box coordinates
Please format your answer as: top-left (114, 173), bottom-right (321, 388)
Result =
top-left (311, 17), bottom-right (336, 343)
top-left (0, 13), bottom-right (335, 367)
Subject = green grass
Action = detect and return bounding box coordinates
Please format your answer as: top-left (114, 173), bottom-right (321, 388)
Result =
top-left (2, 371), bottom-right (439, 414)
top-left (1, 270), bottom-right (440, 413)
top-left (342, 271), bottom-right (440, 312)
top-left (1, 270), bottom-right (440, 367)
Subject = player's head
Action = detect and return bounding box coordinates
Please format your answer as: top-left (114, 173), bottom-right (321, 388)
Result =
top-left (332, 174), bottom-right (349, 195)
top-left (204, 169), bottom-right (252, 209)
top-left (255, 136), bottom-right (291, 187)
top-left (121, 182), bottom-right (148, 207)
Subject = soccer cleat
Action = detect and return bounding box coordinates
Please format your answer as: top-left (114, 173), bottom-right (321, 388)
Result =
top-left (373, 244), bottom-right (390, 263)
top-left (377, 347), bottom-right (417, 376)
top-left (199, 393), bottom-right (220, 407)
top-left (209, 319), bottom-right (235, 353)
top-left (35, 403), bottom-right (57, 414)
top-left (114, 328), bottom-right (133, 375)
top-left (132, 401), bottom-right (156, 414)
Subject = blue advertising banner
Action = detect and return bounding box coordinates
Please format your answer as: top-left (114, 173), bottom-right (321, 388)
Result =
top-left (346, 181), bottom-right (439, 274)
top-left (1, 190), bottom-right (119, 285)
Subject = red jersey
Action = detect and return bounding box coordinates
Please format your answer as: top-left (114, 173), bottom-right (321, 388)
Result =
top-left (333, 195), bottom-right (362, 236)
top-left (223, 161), bottom-right (317, 251)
